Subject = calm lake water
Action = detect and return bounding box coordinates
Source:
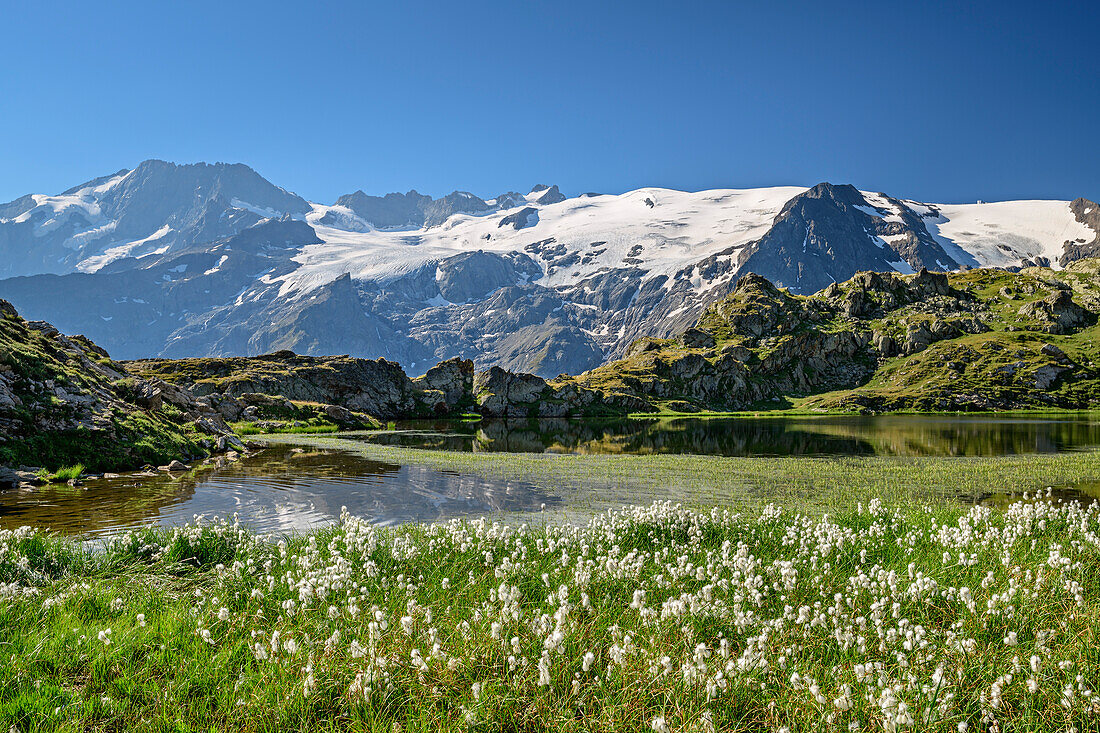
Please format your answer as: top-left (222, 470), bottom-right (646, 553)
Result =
top-left (3, 415), bottom-right (1100, 538)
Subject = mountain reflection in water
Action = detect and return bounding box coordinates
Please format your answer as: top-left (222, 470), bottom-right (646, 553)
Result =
top-left (6, 415), bottom-right (1100, 539)
top-left (0, 445), bottom-right (556, 539)
top-left (361, 415), bottom-right (1100, 457)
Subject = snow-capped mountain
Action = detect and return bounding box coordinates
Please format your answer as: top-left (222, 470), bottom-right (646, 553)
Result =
top-left (0, 160), bottom-right (1095, 376)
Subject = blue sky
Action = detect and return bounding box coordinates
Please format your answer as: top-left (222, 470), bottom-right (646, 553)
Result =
top-left (1, 0), bottom-right (1096, 204)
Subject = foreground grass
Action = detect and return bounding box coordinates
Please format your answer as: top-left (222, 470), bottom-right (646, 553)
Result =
top-left (2, 498), bottom-right (1100, 731)
top-left (264, 434), bottom-right (1100, 515)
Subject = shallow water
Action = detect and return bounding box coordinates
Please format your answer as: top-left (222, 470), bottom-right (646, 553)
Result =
top-left (3, 415), bottom-right (1099, 538)
top-left (0, 445), bottom-right (555, 538)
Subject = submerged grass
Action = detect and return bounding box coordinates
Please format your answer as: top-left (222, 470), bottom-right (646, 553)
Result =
top-left (262, 434), bottom-right (1100, 516)
top-left (2, 499), bottom-right (1100, 731)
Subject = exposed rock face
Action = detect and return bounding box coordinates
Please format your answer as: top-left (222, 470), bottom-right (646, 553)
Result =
top-left (474, 367), bottom-right (551, 417)
top-left (736, 183), bottom-right (963, 294)
top-left (326, 190), bottom-right (433, 229)
top-left (532, 185), bottom-right (566, 205)
top-left (414, 358), bottom-right (475, 412)
top-left (498, 207), bottom-right (539, 230)
top-left (680, 328), bottom-right (716, 349)
top-left (1060, 198), bottom-right (1100, 265)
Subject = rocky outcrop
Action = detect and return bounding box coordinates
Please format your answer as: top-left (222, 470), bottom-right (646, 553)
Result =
top-left (561, 260), bottom-right (1100, 413)
top-left (128, 351), bottom-right (425, 416)
top-left (0, 299), bottom-right (240, 472)
top-left (414, 358), bottom-right (475, 413)
top-left (1018, 291), bottom-right (1093, 334)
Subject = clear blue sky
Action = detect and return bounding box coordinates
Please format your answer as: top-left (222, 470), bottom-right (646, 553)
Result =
top-left (2, 0), bottom-right (1096, 205)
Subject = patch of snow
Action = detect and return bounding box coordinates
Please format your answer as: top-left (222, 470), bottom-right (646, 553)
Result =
top-left (230, 198), bottom-right (282, 219)
top-left (274, 186), bottom-right (804, 298)
top-left (888, 260), bottom-right (916, 275)
top-left (204, 255), bottom-right (230, 275)
top-left (76, 225), bottom-right (173, 273)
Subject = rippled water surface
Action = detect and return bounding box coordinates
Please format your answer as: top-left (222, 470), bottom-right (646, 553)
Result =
top-left (4, 415), bottom-right (1099, 538)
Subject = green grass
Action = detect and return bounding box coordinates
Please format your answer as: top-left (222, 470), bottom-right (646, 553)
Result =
top-left (35, 464), bottom-right (85, 483)
top-left (2, 498), bottom-right (1099, 731)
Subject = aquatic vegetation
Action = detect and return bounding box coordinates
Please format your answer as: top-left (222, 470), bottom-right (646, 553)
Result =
top-left (35, 464), bottom-right (85, 483)
top-left (2, 498), bottom-right (1099, 730)
top-left (267, 434), bottom-right (1100, 515)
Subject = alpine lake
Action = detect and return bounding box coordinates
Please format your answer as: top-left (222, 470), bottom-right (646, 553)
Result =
top-left (5, 414), bottom-right (1100, 539)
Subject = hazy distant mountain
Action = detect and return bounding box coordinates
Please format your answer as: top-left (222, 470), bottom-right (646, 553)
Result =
top-left (1, 160), bottom-right (1095, 376)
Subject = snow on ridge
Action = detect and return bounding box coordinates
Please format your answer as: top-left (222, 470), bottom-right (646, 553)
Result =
top-left (229, 198), bottom-right (283, 219)
top-left (274, 186), bottom-right (804, 298)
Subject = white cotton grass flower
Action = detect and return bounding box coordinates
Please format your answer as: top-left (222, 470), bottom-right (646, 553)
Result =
top-left (136, 613), bottom-right (146, 627)
top-left (98, 628), bottom-right (112, 646)
top-left (651, 716), bottom-right (670, 733)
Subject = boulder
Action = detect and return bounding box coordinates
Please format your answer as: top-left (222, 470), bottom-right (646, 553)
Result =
top-left (681, 328), bottom-right (716, 349)
top-left (1040, 343), bottom-right (1071, 362)
top-left (1033, 365), bottom-right (1071, 390)
top-left (416, 358), bottom-right (474, 408)
top-left (625, 338), bottom-right (665, 358)
top-left (322, 404), bottom-right (355, 424)
top-left (0, 466), bottom-right (19, 490)
top-left (910, 268), bottom-right (950, 297)
top-left (474, 367), bottom-right (549, 417)
top-left (873, 332), bottom-right (898, 357)
top-left (901, 322), bottom-right (935, 354)
top-left (217, 434), bottom-right (247, 452)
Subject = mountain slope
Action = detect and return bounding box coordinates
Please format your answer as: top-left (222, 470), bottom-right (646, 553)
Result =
top-left (1, 161), bottom-right (1095, 377)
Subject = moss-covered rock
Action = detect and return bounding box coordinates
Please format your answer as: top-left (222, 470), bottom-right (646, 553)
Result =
top-left (0, 300), bottom-right (238, 472)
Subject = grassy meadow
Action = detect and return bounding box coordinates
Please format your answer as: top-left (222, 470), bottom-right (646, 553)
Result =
top-left (3, 433), bottom-right (1100, 730)
top-left (3, 496), bottom-right (1100, 731)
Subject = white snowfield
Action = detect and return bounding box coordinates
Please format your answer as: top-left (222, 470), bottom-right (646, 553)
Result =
top-left (3, 172), bottom-right (1094, 296)
top-left (921, 200), bottom-right (1095, 269)
top-left (286, 187), bottom-right (803, 297)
